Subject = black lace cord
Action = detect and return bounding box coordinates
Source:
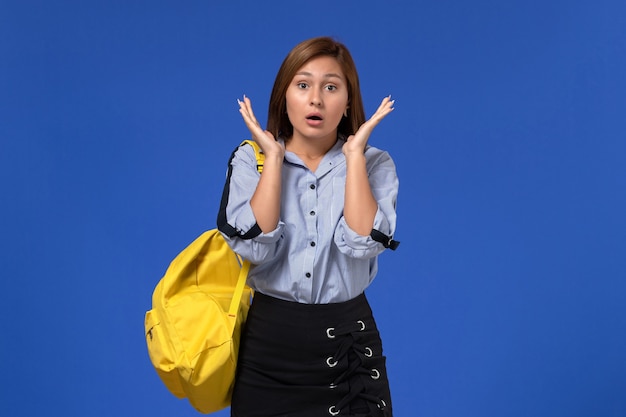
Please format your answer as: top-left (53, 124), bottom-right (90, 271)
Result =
top-left (332, 377), bottom-right (388, 416)
top-left (326, 320), bottom-right (389, 416)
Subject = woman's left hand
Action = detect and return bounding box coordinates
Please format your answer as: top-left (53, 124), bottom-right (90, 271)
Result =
top-left (343, 95), bottom-right (394, 156)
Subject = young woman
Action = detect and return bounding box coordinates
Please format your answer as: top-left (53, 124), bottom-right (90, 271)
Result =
top-left (218, 36), bottom-right (399, 417)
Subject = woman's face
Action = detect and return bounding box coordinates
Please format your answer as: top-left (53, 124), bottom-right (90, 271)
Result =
top-left (285, 55), bottom-right (349, 142)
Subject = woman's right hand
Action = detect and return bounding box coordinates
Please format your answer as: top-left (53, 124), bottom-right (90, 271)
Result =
top-left (237, 95), bottom-right (285, 159)
top-left (238, 95), bottom-right (284, 233)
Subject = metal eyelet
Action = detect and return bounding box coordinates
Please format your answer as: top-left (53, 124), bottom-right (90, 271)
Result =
top-left (328, 405), bottom-right (340, 416)
top-left (326, 356), bottom-right (338, 367)
top-left (364, 347), bottom-right (373, 357)
top-left (329, 383), bottom-right (337, 389)
top-left (357, 320), bottom-right (366, 331)
top-left (371, 368), bottom-right (380, 380)
top-left (378, 399), bottom-right (387, 409)
top-left (326, 327), bottom-right (336, 338)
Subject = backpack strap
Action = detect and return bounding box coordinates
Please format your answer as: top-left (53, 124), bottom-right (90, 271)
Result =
top-left (222, 142), bottom-right (261, 326)
top-left (227, 257), bottom-right (251, 333)
top-left (217, 140), bottom-right (265, 239)
top-left (370, 229), bottom-right (400, 250)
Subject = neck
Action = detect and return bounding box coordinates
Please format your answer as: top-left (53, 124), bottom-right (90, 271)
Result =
top-left (286, 131), bottom-right (338, 159)
top-left (285, 131), bottom-right (338, 172)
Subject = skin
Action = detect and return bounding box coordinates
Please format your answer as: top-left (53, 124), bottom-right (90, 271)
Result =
top-left (237, 55), bottom-right (394, 236)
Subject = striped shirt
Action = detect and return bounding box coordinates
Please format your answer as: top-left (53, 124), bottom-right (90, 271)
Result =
top-left (218, 137), bottom-right (399, 304)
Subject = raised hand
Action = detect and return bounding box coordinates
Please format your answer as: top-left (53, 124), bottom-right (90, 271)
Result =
top-left (237, 95), bottom-right (285, 158)
top-left (343, 95), bottom-right (395, 156)
top-left (237, 95), bottom-right (284, 232)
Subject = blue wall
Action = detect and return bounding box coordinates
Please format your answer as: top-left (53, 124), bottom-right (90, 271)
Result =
top-left (1, 1), bottom-right (625, 416)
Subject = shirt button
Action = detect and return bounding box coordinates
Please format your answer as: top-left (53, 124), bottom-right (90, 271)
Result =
top-left (309, 184), bottom-right (316, 189)
top-left (310, 241), bottom-right (316, 247)
top-left (305, 272), bottom-right (311, 278)
top-left (310, 210), bottom-right (316, 216)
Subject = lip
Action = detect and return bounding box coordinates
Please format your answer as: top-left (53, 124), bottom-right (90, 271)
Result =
top-left (305, 112), bottom-right (323, 127)
top-left (305, 112), bottom-right (323, 120)
top-left (305, 119), bottom-right (323, 127)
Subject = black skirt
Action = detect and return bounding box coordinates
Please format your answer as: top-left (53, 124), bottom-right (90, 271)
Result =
top-left (231, 292), bottom-right (393, 417)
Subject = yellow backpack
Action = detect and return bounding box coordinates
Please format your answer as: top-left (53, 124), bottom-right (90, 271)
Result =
top-left (145, 140), bottom-right (262, 414)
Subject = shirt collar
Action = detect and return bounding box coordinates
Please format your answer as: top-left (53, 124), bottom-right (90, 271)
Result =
top-left (280, 135), bottom-right (346, 175)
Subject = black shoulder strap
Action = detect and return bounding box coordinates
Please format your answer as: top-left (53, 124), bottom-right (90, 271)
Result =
top-left (370, 229), bottom-right (400, 251)
top-left (217, 141), bottom-right (264, 239)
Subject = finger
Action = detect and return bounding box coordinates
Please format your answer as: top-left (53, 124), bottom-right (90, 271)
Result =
top-left (237, 100), bottom-right (256, 128)
top-left (238, 97), bottom-right (263, 132)
top-left (243, 95), bottom-right (261, 127)
top-left (238, 107), bottom-right (265, 138)
top-left (237, 97), bottom-right (252, 120)
top-left (264, 129), bottom-right (276, 141)
top-left (238, 96), bottom-right (254, 119)
top-left (376, 95), bottom-right (395, 114)
top-left (370, 96), bottom-right (395, 121)
top-left (237, 96), bottom-right (259, 127)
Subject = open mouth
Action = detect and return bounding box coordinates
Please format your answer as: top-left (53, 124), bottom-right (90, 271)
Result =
top-left (306, 113), bottom-right (323, 121)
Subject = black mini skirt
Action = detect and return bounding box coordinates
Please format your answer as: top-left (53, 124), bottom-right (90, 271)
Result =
top-left (230, 292), bottom-right (393, 417)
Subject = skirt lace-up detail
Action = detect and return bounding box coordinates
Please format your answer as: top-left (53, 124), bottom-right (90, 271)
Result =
top-left (325, 320), bottom-right (391, 416)
top-left (231, 292), bottom-right (392, 417)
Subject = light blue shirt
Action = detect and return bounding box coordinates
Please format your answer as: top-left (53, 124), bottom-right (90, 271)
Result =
top-left (218, 137), bottom-right (399, 304)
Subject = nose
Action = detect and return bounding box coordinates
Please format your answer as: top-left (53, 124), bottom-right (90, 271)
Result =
top-left (309, 90), bottom-right (322, 107)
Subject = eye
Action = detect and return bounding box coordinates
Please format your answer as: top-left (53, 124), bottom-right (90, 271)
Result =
top-left (297, 82), bottom-right (308, 89)
top-left (325, 84), bottom-right (337, 91)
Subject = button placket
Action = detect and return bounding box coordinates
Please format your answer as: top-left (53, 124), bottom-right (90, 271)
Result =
top-left (303, 177), bottom-right (318, 283)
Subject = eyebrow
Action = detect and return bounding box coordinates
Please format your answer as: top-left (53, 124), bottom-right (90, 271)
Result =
top-left (295, 71), bottom-right (344, 80)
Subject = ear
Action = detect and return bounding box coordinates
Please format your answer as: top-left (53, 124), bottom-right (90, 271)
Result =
top-left (343, 106), bottom-right (349, 118)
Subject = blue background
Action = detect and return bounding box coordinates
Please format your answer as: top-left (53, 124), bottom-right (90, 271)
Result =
top-left (1, 1), bottom-right (625, 416)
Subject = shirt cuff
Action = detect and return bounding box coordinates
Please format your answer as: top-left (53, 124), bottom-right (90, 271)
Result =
top-left (334, 208), bottom-right (390, 258)
top-left (232, 202), bottom-right (283, 243)
top-left (254, 222), bottom-right (284, 243)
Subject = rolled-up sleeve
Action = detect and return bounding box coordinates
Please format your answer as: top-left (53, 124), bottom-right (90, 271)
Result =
top-left (221, 227), bottom-right (284, 265)
top-left (217, 143), bottom-right (284, 264)
top-left (334, 149), bottom-right (399, 259)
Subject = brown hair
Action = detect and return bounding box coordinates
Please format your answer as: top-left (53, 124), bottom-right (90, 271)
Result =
top-left (267, 37), bottom-right (366, 140)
